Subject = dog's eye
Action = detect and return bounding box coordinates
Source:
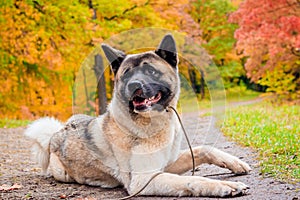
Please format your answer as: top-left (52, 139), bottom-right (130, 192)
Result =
top-left (147, 67), bottom-right (156, 75)
top-left (124, 68), bottom-right (130, 74)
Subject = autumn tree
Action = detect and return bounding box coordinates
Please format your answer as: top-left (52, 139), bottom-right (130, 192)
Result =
top-left (0, 0), bottom-right (101, 119)
top-left (3, 0), bottom-right (272, 119)
top-left (188, 0), bottom-right (246, 89)
top-left (0, 0), bottom-right (174, 119)
top-left (229, 0), bottom-right (300, 99)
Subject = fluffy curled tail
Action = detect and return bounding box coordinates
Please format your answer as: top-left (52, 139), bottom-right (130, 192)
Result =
top-left (24, 117), bottom-right (64, 174)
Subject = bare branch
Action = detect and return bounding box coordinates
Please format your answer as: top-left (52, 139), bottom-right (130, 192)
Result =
top-left (104, 0), bottom-right (150, 21)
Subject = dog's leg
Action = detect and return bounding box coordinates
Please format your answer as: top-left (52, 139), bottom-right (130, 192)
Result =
top-left (48, 153), bottom-right (74, 183)
top-left (165, 145), bottom-right (251, 175)
top-left (129, 173), bottom-right (249, 197)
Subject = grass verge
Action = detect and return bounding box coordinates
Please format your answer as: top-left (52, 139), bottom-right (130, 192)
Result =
top-left (0, 119), bottom-right (31, 128)
top-left (179, 87), bottom-right (261, 113)
top-left (221, 102), bottom-right (299, 183)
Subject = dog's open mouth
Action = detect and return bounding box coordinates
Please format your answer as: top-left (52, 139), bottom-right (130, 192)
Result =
top-left (132, 91), bottom-right (162, 108)
top-left (127, 82), bottom-right (172, 113)
top-left (131, 89), bottom-right (162, 111)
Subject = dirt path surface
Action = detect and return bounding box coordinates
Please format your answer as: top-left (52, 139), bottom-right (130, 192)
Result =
top-left (1, 106), bottom-right (299, 199)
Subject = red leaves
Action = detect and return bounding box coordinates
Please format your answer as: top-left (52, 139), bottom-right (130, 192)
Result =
top-left (59, 194), bottom-right (67, 199)
top-left (0, 183), bottom-right (23, 191)
top-left (229, 0), bottom-right (300, 82)
top-left (74, 197), bottom-right (97, 200)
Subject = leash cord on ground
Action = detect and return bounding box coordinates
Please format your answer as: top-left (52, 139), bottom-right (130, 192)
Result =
top-left (118, 106), bottom-right (195, 200)
top-left (167, 106), bottom-right (196, 175)
top-left (118, 172), bottom-right (163, 200)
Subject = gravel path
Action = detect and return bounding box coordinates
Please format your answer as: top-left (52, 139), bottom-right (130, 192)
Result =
top-left (0, 107), bottom-right (299, 199)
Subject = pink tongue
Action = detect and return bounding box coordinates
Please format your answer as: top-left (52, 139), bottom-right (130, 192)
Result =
top-left (133, 98), bottom-right (154, 107)
top-left (133, 93), bottom-right (161, 107)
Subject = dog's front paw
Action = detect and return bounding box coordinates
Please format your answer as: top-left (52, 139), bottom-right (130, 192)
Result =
top-left (188, 180), bottom-right (249, 197)
top-left (198, 146), bottom-right (252, 175)
top-left (226, 157), bottom-right (252, 175)
top-left (221, 181), bottom-right (249, 196)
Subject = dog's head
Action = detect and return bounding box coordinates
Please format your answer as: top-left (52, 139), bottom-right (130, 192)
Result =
top-left (102, 34), bottom-right (180, 115)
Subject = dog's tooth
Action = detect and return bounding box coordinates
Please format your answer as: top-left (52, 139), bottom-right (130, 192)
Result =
top-left (145, 99), bottom-right (151, 107)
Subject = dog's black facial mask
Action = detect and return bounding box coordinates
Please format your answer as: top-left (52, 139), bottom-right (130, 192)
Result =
top-left (101, 34), bottom-right (178, 113)
top-left (122, 63), bottom-right (172, 112)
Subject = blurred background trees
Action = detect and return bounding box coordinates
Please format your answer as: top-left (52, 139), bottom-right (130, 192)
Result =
top-left (229, 0), bottom-right (300, 100)
top-left (0, 0), bottom-right (299, 120)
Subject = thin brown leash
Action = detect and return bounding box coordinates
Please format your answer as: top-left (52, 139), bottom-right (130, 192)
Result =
top-left (118, 172), bottom-right (163, 200)
top-left (167, 106), bottom-right (196, 176)
top-left (117, 106), bottom-right (195, 200)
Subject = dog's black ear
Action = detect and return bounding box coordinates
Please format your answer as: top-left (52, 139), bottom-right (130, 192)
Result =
top-left (155, 34), bottom-right (178, 69)
top-left (101, 44), bottom-right (126, 75)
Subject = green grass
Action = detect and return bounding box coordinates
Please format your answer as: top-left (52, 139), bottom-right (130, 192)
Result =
top-left (177, 86), bottom-right (261, 117)
top-left (221, 102), bottom-right (300, 183)
top-left (178, 87), bottom-right (261, 114)
top-left (0, 118), bottom-right (31, 128)
top-left (225, 86), bottom-right (261, 102)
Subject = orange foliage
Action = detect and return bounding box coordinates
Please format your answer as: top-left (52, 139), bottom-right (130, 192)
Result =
top-left (0, 0), bottom-right (185, 120)
top-left (0, 1), bottom-right (97, 120)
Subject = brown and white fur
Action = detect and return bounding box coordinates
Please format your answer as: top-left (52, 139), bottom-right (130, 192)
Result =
top-left (25, 34), bottom-right (251, 197)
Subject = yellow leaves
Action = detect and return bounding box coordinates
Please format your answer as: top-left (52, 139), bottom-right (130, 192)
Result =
top-left (1, 3), bottom-right (45, 64)
top-left (1, 0), bottom-right (178, 120)
top-left (1, 0), bottom-right (228, 120)
top-left (225, 50), bottom-right (242, 62)
top-left (0, 71), bottom-right (73, 120)
top-left (42, 48), bottom-right (62, 69)
top-left (230, 0), bottom-right (243, 7)
top-left (130, 0), bottom-right (150, 5)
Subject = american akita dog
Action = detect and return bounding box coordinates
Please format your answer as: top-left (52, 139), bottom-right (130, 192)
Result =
top-left (25, 34), bottom-right (251, 197)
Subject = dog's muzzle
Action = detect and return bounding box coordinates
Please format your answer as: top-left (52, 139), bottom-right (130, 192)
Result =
top-left (127, 80), bottom-right (168, 112)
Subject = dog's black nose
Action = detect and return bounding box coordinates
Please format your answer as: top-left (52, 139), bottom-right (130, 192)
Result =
top-left (128, 81), bottom-right (142, 93)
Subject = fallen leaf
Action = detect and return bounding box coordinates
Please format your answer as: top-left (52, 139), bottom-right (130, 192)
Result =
top-left (0, 183), bottom-right (23, 191)
top-left (75, 197), bottom-right (97, 200)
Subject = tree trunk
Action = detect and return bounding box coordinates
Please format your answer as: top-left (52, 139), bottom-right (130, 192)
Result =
top-left (200, 69), bottom-right (205, 99)
top-left (188, 67), bottom-right (197, 93)
top-left (94, 54), bottom-right (107, 115)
